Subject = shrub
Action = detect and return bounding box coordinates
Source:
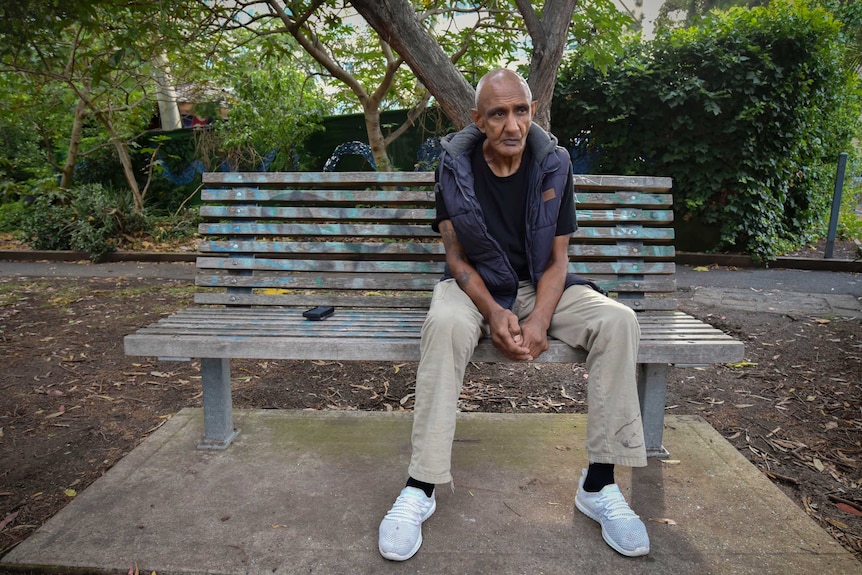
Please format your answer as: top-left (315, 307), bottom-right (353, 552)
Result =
top-left (18, 183), bottom-right (147, 262)
top-left (553, 0), bottom-right (862, 261)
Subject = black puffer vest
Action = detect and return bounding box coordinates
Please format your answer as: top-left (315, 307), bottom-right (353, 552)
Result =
top-left (436, 123), bottom-right (599, 310)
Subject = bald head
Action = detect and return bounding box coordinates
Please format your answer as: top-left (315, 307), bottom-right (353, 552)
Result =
top-left (474, 69), bottom-right (533, 110)
top-left (470, 69), bottom-right (537, 170)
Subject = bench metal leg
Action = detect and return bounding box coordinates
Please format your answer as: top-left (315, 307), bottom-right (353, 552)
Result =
top-left (638, 363), bottom-right (670, 458)
top-left (198, 358), bottom-right (240, 449)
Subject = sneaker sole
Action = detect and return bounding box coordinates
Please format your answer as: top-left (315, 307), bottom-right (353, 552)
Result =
top-left (379, 499), bottom-right (437, 561)
top-left (575, 496), bottom-right (649, 558)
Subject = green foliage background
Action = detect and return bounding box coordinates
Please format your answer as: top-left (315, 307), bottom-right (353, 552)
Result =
top-left (553, 0), bottom-right (862, 261)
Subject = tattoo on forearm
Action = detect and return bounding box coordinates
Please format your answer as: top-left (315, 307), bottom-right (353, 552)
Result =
top-left (454, 270), bottom-right (472, 289)
top-left (441, 222), bottom-right (467, 262)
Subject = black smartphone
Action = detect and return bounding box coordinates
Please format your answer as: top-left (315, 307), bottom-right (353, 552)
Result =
top-left (302, 306), bottom-right (335, 320)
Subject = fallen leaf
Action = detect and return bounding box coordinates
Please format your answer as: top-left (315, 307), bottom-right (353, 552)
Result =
top-left (836, 503), bottom-right (862, 517)
top-left (0, 510), bottom-right (19, 531)
top-left (814, 318), bottom-right (831, 324)
top-left (726, 360), bottom-right (757, 368)
top-left (64, 489), bottom-right (77, 497)
top-left (650, 517), bottom-right (678, 525)
top-left (824, 421), bottom-right (839, 431)
top-left (813, 458), bottom-right (825, 472)
top-left (825, 518), bottom-right (849, 529)
top-left (693, 266), bottom-right (710, 272)
top-left (661, 459), bottom-right (681, 465)
top-left (555, 445), bottom-right (571, 451)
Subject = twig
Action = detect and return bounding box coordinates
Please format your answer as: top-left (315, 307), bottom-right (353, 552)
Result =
top-left (763, 470), bottom-right (799, 485)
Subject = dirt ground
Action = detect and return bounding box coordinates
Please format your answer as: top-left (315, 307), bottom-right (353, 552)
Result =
top-left (1, 241), bottom-right (860, 570)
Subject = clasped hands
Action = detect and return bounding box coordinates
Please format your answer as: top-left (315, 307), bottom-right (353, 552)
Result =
top-left (488, 308), bottom-right (549, 362)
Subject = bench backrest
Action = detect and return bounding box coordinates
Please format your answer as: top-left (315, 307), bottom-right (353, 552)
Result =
top-left (196, 172), bottom-right (676, 311)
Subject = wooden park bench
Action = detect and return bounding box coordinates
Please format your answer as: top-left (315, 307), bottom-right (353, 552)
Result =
top-left (124, 171), bottom-right (744, 456)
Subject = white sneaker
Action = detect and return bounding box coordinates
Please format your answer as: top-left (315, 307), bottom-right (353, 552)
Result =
top-left (575, 469), bottom-right (650, 557)
top-left (378, 486), bottom-right (436, 561)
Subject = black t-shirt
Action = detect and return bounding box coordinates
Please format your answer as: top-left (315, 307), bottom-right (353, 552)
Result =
top-left (435, 145), bottom-right (576, 281)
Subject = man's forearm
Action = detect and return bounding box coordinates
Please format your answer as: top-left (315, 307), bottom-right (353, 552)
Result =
top-left (439, 220), bottom-right (504, 321)
top-left (528, 235), bottom-right (571, 329)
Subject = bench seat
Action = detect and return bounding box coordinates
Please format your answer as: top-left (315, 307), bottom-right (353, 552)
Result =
top-left (124, 171), bottom-right (744, 455)
top-left (126, 308), bottom-right (742, 365)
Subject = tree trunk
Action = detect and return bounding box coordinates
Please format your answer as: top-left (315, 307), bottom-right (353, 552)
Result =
top-left (363, 102), bottom-right (392, 172)
top-left (518, 0), bottom-right (578, 130)
top-left (350, 0), bottom-right (475, 130)
top-left (154, 52), bottom-right (182, 131)
top-left (60, 98), bottom-right (88, 189)
top-left (113, 138), bottom-right (144, 212)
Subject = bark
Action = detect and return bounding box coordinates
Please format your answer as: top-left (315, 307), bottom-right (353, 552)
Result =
top-left (517, 0), bottom-right (578, 130)
top-left (350, 0), bottom-right (475, 130)
top-left (60, 98), bottom-right (88, 189)
top-left (112, 138), bottom-right (143, 212)
top-left (362, 99), bottom-right (391, 172)
top-left (154, 53), bottom-right (182, 131)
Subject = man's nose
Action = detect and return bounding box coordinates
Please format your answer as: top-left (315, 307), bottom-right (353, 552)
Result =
top-left (504, 112), bottom-right (519, 132)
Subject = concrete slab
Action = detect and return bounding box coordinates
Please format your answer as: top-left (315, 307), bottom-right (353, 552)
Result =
top-left (2, 410), bottom-right (857, 575)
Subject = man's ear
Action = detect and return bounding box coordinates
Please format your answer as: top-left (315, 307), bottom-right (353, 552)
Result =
top-left (531, 100), bottom-right (538, 117)
top-left (471, 108), bottom-right (484, 132)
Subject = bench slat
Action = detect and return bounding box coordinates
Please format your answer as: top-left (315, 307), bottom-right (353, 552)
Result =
top-left (200, 188), bottom-right (671, 207)
top-left (191, 292), bottom-right (678, 311)
top-left (199, 222), bottom-right (438, 238)
top-left (202, 171), bottom-right (674, 191)
top-left (199, 222), bottom-right (676, 241)
top-left (197, 240), bottom-right (675, 259)
top-left (194, 272), bottom-right (677, 293)
top-left (200, 205), bottom-right (671, 226)
top-left (203, 171), bottom-right (437, 186)
top-left (200, 205), bottom-right (437, 221)
top-left (195, 256), bottom-right (675, 276)
top-left (202, 188), bottom-right (434, 203)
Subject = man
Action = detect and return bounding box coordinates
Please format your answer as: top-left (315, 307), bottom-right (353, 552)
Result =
top-left (378, 69), bottom-right (650, 561)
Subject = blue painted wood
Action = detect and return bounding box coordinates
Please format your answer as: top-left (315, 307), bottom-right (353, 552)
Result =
top-left (202, 188), bottom-right (434, 203)
top-left (200, 205), bottom-right (437, 221)
top-left (199, 223), bottom-right (438, 238)
top-left (196, 241), bottom-right (674, 259)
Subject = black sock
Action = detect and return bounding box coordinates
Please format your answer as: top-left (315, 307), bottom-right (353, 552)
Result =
top-left (406, 477), bottom-right (435, 498)
top-left (583, 463), bottom-right (615, 493)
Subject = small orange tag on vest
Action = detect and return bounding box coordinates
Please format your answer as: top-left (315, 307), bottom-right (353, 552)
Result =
top-left (542, 188), bottom-right (556, 201)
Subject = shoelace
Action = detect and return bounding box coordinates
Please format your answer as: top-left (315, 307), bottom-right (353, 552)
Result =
top-left (384, 494), bottom-right (429, 525)
top-left (596, 490), bottom-right (639, 521)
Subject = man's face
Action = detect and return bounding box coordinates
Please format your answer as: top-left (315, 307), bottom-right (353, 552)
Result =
top-left (472, 75), bottom-right (537, 161)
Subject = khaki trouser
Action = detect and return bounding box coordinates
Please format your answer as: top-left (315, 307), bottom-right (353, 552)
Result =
top-left (408, 280), bottom-right (647, 485)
